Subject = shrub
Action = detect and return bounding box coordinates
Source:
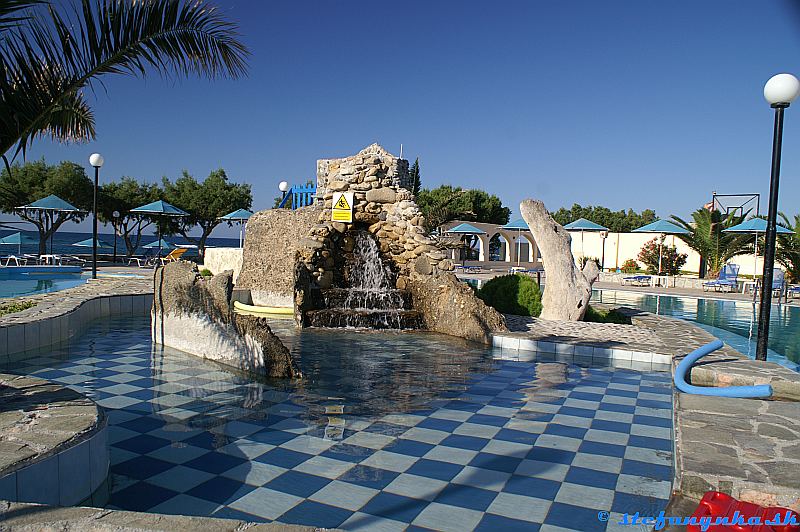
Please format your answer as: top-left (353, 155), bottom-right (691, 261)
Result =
top-left (637, 238), bottom-right (687, 275)
top-left (0, 301), bottom-right (36, 317)
top-left (621, 259), bottom-right (639, 273)
top-left (477, 274), bottom-right (542, 317)
top-left (584, 306), bottom-right (631, 325)
top-left (200, 268), bottom-right (213, 277)
top-left (580, 256), bottom-right (599, 269)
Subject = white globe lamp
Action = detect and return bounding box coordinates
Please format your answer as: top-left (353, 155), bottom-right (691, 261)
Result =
top-left (764, 73), bottom-right (800, 107)
top-left (89, 153), bottom-right (104, 168)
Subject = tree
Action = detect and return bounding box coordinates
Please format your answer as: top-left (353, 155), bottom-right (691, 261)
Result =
top-left (98, 177), bottom-right (160, 258)
top-left (409, 158), bottom-right (421, 196)
top-left (671, 209), bottom-right (751, 278)
top-left (416, 185), bottom-right (510, 232)
top-left (777, 213), bottom-right (800, 283)
top-left (637, 237), bottom-right (688, 275)
top-left (0, 0), bottom-right (248, 164)
top-left (0, 159), bottom-right (92, 254)
top-left (162, 169), bottom-right (252, 257)
top-left (551, 203), bottom-right (657, 233)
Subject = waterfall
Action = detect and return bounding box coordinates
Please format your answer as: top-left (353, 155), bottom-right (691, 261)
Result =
top-left (309, 230), bottom-right (421, 329)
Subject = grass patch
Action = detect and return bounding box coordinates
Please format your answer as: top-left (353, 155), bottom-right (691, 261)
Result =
top-left (584, 306), bottom-right (631, 325)
top-left (0, 301), bottom-right (36, 317)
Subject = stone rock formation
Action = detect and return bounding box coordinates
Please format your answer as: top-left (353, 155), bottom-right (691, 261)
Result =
top-left (236, 206), bottom-right (321, 306)
top-left (152, 261), bottom-right (300, 378)
top-left (520, 199), bottom-right (599, 321)
top-left (407, 270), bottom-right (508, 344)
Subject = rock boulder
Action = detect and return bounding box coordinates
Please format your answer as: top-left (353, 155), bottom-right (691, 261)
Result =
top-left (152, 261), bottom-right (300, 378)
top-left (407, 271), bottom-right (508, 344)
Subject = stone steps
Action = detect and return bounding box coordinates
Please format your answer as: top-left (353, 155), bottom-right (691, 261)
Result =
top-left (306, 309), bottom-right (422, 329)
top-left (321, 288), bottom-right (412, 310)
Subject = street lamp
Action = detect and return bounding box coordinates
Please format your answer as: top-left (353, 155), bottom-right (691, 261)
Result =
top-left (756, 73), bottom-right (800, 361)
top-left (89, 153), bottom-right (104, 279)
top-left (112, 210), bottom-right (120, 263)
top-left (599, 230), bottom-right (608, 272)
top-left (278, 180), bottom-right (289, 206)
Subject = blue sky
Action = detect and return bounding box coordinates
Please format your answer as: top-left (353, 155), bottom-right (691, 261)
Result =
top-left (11, 0), bottom-right (800, 237)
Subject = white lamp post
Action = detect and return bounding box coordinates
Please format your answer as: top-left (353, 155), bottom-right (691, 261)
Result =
top-left (278, 181), bottom-right (289, 208)
top-left (89, 153), bottom-right (104, 279)
top-left (756, 73), bottom-right (800, 361)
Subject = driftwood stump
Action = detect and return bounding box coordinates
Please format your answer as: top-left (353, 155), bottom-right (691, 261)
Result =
top-left (520, 199), bottom-right (599, 321)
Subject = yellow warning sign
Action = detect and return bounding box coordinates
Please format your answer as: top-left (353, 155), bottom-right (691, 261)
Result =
top-left (331, 192), bottom-right (354, 223)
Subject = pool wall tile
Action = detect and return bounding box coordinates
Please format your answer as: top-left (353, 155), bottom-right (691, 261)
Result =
top-left (59, 439), bottom-right (91, 506)
top-left (501, 337), bottom-right (520, 350)
top-left (592, 347), bottom-right (613, 360)
top-left (23, 321), bottom-right (39, 353)
top-left (0, 326), bottom-right (7, 357)
top-left (6, 325), bottom-right (22, 354)
top-left (90, 425), bottom-right (109, 492)
top-left (555, 343), bottom-right (574, 355)
top-left (109, 297), bottom-right (121, 316)
top-left (100, 297), bottom-right (110, 317)
top-left (0, 472), bottom-right (16, 500)
top-left (537, 341), bottom-right (556, 353)
top-left (518, 339), bottom-right (536, 352)
top-left (575, 345), bottom-right (593, 357)
top-left (630, 351), bottom-right (652, 363)
top-left (17, 454), bottom-right (59, 505)
top-left (611, 349), bottom-right (632, 361)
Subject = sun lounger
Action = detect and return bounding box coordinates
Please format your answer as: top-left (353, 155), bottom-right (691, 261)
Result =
top-left (703, 264), bottom-right (739, 292)
top-left (128, 248), bottom-right (157, 268)
top-left (621, 275), bottom-right (651, 287)
top-left (158, 248), bottom-right (188, 265)
top-left (2, 255), bottom-right (27, 266)
top-left (789, 285), bottom-right (800, 299)
top-left (754, 269), bottom-right (786, 298)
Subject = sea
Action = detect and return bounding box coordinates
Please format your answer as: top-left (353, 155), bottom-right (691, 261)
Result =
top-left (0, 230), bottom-right (240, 259)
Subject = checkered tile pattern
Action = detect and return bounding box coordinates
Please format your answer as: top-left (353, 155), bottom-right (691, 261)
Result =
top-left (6, 317), bottom-right (675, 531)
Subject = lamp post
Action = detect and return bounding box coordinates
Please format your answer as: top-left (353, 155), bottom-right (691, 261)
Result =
top-left (599, 230), bottom-right (608, 272)
top-left (112, 210), bottom-right (120, 263)
top-left (89, 153), bottom-right (104, 279)
top-left (279, 181), bottom-right (289, 207)
top-left (756, 73), bottom-right (800, 361)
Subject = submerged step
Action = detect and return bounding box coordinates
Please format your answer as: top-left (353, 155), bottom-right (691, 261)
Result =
top-left (306, 309), bottom-right (423, 329)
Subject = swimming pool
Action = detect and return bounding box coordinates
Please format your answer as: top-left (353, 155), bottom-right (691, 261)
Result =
top-left (594, 289), bottom-right (800, 370)
top-left (5, 316), bottom-right (674, 530)
top-left (0, 266), bottom-right (87, 298)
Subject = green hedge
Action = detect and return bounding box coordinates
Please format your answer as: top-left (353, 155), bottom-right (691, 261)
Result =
top-left (477, 274), bottom-right (542, 317)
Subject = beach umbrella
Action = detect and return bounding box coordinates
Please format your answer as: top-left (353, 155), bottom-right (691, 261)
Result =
top-left (0, 232), bottom-right (37, 255)
top-left (501, 219), bottom-right (530, 266)
top-left (724, 218), bottom-right (792, 280)
top-left (130, 200), bottom-right (188, 256)
top-left (633, 219), bottom-right (690, 275)
top-left (16, 195), bottom-right (84, 254)
top-left (219, 208), bottom-right (253, 248)
top-left (143, 238), bottom-right (176, 250)
top-left (447, 222), bottom-right (486, 265)
top-left (72, 237), bottom-right (114, 249)
top-left (564, 218), bottom-right (609, 261)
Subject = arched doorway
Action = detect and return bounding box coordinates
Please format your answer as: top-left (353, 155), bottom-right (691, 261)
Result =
top-left (488, 233), bottom-right (510, 262)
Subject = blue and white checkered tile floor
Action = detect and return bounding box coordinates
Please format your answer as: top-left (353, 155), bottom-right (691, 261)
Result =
top-left (6, 317), bottom-right (675, 531)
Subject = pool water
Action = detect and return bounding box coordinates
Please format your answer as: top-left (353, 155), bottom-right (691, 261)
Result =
top-left (0, 269), bottom-right (87, 298)
top-left (5, 317), bottom-right (674, 531)
top-left (594, 289), bottom-right (800, 370)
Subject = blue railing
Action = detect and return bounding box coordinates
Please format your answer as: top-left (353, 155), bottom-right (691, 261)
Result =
top-left (278, 183), bottom-right (317, 209)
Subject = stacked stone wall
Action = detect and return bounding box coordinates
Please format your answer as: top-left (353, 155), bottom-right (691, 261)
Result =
top-left (299, 144), bottom-right (453, 293)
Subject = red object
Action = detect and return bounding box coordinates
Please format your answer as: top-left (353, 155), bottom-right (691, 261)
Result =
top-left (689, 492), bottom-right (800, 532)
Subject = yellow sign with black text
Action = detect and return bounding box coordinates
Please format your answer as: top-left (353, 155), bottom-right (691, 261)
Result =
top-left (331, 192), bottom-right (354, 222)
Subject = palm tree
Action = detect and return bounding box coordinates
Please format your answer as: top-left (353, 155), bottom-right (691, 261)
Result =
top-left (777, 212), bottom-right (800, 283)
top-left (0, 0), bottom-right (248, 169)
top-left (670, 208), bottom-right (751, 278)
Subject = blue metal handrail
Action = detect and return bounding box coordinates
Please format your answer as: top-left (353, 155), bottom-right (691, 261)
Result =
top-left (277, 183), bottom-right (317, 209)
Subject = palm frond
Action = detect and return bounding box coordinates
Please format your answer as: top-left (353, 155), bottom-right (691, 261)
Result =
top-left (1, 0), bottom-right (249, 157)
top-left (0, 0), bottom-right (42, 32)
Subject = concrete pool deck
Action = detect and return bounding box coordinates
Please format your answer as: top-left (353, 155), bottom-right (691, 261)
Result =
top-left (0, 270), bottom-right (798, 526)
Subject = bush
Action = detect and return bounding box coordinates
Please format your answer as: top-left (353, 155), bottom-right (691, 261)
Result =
top-left (200, 268), bottom-right (213, 277)
top-left (584, 306), bottom-right (631, 324)
top-left (637, 238), bottom-right (687, 275)
top-left (580, 256), bottom-right (599, 269)
top-left (621, 259), bottom-right (639, 273)
top-left (477, 274), bottom-right (542, 316)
